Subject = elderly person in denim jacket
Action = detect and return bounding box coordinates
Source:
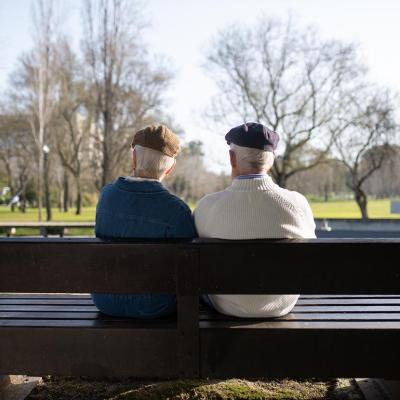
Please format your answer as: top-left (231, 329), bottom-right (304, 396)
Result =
top-left (92, 125), bottom-right (196, 318)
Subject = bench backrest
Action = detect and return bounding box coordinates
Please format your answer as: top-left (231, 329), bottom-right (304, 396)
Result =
top-left (1, 238), bottom-right (399, 294)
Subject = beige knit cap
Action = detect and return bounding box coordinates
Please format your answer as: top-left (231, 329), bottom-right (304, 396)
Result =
top-left (132, 124), bottom-right (180, 158)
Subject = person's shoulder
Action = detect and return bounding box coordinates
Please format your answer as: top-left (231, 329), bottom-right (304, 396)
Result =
top-left (271, 184), bottom-right (311, 213)
top-left (165, 191), bottom-right (193, 214)
top-left (98, 181), bottom-right (117, 199)
top-left (196, 189), bottom-right (229, 211)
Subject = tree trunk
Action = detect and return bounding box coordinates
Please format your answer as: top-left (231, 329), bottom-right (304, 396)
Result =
top-left (5, 162), bottom-right (14, 196)
top-left (75, 176), bottom-right (82, 215)
top-left (43, 152), bottom-right (52, 221)
top-left (355, 188), bottom-right (368, 221)
top-left (63, 169), bottom-right (69, 212)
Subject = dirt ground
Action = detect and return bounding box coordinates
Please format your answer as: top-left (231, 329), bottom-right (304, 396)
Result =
top-left (26, 377), bottom-right (364, 400)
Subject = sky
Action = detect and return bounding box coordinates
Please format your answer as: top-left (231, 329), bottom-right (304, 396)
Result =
top-left (1, 0), bottom-right (400, 172)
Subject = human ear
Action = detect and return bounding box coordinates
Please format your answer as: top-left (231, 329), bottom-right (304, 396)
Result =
top-left (132, 148), bottom-right (137, 172)
top-left (165, 159), bottom-right (176, 176)
top-left (229, 150), bottom-right (237, 169)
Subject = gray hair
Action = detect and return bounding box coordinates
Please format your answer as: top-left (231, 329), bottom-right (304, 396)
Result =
top-left (134, 145), bottom-right (175, 179)
top-left (230, 143), bottom-right (274, 172)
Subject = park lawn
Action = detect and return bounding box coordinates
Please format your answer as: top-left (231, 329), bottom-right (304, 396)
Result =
top-left (0, 206), bottom-right (96, 222)
top-left (0, 199), bottom-right (399, 228)
top-left (310, 198), bottom-right (400, 219)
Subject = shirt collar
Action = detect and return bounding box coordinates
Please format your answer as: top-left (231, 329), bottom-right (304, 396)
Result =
top-left (235, 173), bottom-right (269, 180)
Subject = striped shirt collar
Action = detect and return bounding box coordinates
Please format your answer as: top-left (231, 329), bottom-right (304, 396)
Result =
top-left (235, 173), bottom-right (268, 180)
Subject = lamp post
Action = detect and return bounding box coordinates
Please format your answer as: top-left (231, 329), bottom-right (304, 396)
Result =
top-left (43, 145), bottom-right (52, 221)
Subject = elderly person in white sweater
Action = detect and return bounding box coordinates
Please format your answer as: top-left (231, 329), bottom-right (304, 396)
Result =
top-left (194, 122), bottom-right (316, 318)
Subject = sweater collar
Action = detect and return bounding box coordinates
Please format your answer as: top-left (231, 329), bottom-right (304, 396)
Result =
top-left (115, 176), bottom-right (167, 193)
top-left (229, 174), bottom-right (276, 191)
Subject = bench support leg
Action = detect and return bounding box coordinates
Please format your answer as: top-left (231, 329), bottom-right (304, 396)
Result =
top-left (176, 248), bottom-right (200, 379)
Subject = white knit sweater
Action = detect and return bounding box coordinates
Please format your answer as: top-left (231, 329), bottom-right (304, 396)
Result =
top-left (194, 174), bottom-right (316, 318)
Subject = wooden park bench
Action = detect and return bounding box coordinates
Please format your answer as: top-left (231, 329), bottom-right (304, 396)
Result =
top-left (0, 222), bottom-right (95, 237)
top-left (0, 238), bottom-right (399, 379)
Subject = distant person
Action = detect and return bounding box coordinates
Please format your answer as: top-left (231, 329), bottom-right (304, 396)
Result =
top-left (194, 122), bottom-right (316, 318)
top-left (92, 124), bottom-right (196, 318)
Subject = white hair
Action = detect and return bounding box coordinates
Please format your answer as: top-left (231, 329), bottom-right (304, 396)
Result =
top-left (230, 143), bottom-right (274, 172)
top-left (134, 145), bottom-right (175, 179)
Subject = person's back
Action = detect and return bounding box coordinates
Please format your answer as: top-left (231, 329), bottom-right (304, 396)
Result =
top-left (194, 123), bottom-right (315, 318)
top-left (92, 125), bottom-right (196, 318)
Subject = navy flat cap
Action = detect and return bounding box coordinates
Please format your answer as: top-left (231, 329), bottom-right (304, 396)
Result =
top-left (225, 122), bottom-right (279, 151)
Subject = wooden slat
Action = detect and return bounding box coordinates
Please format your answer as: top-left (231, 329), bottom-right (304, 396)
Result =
top-left (200, 328), bottom-right (400, 378)
top-left (3, 311), bottom-right (400, 322)
top-left (0, 294), bottom-right (91, 299)
top-left (297, 298), bottom-right (400, 305)
top-left (0, 306), bottom-right (97, 312)
top-left (0, 299), bottom-right (94, 305)
top-left (0, 327), bottom-right (179, 377)
top-left (198, 239), bottom-right (400, 294)
top-left (0, 319), bottom-right (177, 328)
top-left (200, 320), bottom-right (400, 329)
top-left (300, 295), bottom-right (400, 299)
top-left (0, 312), bottom-right (104, 320)
top-left (0, 239), bottom-right (182, 293)
top-left (293, 306), bottom-right (400, 313)
top-left (1, 238), bottom-right (400, 294)
top-left (199, 313), bottom-right (400, 321)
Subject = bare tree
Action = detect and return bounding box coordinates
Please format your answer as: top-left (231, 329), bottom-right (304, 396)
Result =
top-left (0, 113), bottom-right (35, 212)
top-left (82, 0), bottom-right (172, 188)
top-left (333, 89), bottom-right (398, 220)
top-left (204, 17), bottom-right (363, 187)
top-left (53, 40), bottom-right (90, 215)
top-left (10, 0), bottom-right (60, 220)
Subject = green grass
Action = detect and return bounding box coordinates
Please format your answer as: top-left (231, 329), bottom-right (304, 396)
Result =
top-left (310, 198), bottom-right (400, 219)
top-left (0, 206), bottom-right (96, 222)
top-left (27, 377), bottom-right (363, 400)
top-left (0, 199), bottom-right (399, 234)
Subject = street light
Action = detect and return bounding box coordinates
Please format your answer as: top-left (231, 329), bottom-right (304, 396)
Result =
top-left (43, 144), bottom-right (52, 221)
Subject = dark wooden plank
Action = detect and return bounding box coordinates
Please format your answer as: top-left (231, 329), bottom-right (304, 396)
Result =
top-left (200, 320), bottom-right (400, 329)
top-left (176, 248), bottom-right (200, 378)
top-left (197, 239), bottom-right (400, 294)
top-left (2, 238), bottom-right (400, 294)
top-left (0, 319), bottom-right (177, 328)
top-left (0, 306), bottom-right (98, 312)
top-left (0, 238), bottom-right (182, 293)
top-left (0, 312), bottom-right (104, 319)
top-left (0, 326), bottom-right (179, 377)
top-left (300, 295), bottom-right (400, 299)
top-left (199, 313), bottom-right (400, 321)
top-left (0, 299), bottom-right (94, 305)
top-left (0, 294), bottom-right (91, 299)
top-left (297, 299), bottom-right (400, 305)
top-left (293, 306), bottom-right (400, 313)
top-left (200, 328), bottom-right (400, 378)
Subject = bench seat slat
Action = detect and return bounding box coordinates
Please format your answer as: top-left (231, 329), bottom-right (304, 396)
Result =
top-left (0, 299), bottom-right (94, 305)
top-left (200, 320), bottom-right (400, 329)
top-left (0, 319), bottom-right (177, 328)
top-left (0, 294), bottom-right (91, 299)
top-left (2, 311), bottom-right (400, 322)
top-left (0, 305), bottom-right (98, 312)
top-left (297, 298), bottom-right (400, 305)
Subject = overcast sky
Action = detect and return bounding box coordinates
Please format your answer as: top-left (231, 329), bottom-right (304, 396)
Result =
top-left (1, 0), bottom-right (400, 171)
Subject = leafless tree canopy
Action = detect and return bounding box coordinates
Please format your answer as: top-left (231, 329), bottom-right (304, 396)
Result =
top-left (333, 89), bottom-right (398, 219)
top-left (82, 0), bottom-right (173, 188)
top-left (205, 17), bottom-right (364, 187)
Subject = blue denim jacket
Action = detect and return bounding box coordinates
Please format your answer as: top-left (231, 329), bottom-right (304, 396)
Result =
top-left (91, 177), bottom-right (196, 318)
